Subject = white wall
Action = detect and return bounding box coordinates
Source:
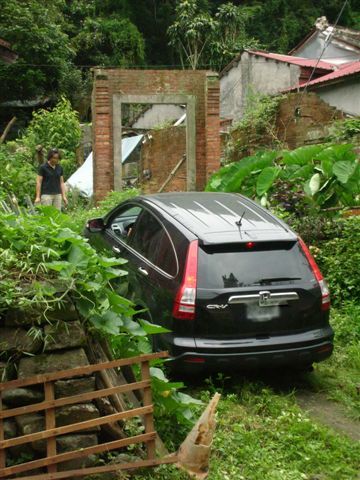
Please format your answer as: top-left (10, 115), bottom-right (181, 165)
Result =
top-left (316, 78), bottom-right (360, 116)
top-left (220, 52), bottom-right (301, 121)
top-left (132, 104), bottom-right (185, 129)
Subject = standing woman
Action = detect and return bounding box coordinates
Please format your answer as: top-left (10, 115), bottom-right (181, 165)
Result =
top-left (35, 148), bottom-right (68, 210)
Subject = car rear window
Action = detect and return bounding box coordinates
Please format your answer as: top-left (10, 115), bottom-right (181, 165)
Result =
top-left (197, 241), bottom-right (314, 289)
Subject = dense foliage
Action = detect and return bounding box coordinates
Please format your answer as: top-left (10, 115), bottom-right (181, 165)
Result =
top-left (207, 143), bottom-right (360, 211)
top-left (313, 216), bottom-right (360, 305)
top-left (168, 1), bottom-right (259, 69)
top-left (0, 0), bottom-right (359, 108)
top-left (0, 98), bottom-right (81, 203)
top-left (224, 93), bottom-right (284, 160)
top-left (0, 0), bottom-right (79, 102)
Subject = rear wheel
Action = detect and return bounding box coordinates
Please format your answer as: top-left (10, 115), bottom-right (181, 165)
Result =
top-left (293, 363), bottom-right (314, 374)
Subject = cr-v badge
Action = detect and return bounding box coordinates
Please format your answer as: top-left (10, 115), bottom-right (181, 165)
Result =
top-left (206, 304), bottom-right (228, 310)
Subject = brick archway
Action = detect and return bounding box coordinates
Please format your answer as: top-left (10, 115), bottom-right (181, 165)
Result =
top-left (92, 69), bottom-right (220, 201)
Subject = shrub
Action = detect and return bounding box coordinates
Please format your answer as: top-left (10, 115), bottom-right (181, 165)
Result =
top-left (312, 216), bottom-right (360, 305)
top-left (22, 97), bottom-right (81, 179)
top-left (224, 93), bottom-right (283, 162)
top-left (0, 146), bottom-right (36, 202)
top-left (327, 118), bottom-right (360, 142)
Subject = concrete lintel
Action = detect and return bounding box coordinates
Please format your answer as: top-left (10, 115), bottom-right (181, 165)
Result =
top-left (119, 94), bottom-right (194, 105)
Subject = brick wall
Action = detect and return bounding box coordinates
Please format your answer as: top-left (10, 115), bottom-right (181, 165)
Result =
top-left (92, 69), bottom-right (221, 201)
top-left (276, 93), bottom-right (344, 149)
top-left (140, 126), bottom-right (186, 193)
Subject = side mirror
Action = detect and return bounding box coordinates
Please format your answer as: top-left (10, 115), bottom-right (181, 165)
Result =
top-left (86, 218), bottom-right (105, 233)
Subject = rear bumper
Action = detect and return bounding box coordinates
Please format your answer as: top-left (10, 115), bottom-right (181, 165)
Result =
top-left (166, 326), bottom-right (334, 371)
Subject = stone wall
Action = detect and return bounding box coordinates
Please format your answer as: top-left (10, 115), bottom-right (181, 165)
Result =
top-left (92, 69), bottom-right (221, 201)
top-left (0, 302), bottom-right (103, 474)
top-left (140, 126), bottom-right (187, 193)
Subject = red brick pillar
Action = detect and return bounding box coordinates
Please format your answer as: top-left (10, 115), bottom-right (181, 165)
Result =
top-left (92, 70), bottom-right (112, 202)
top-left (205, 73), bottom-right (221, 187)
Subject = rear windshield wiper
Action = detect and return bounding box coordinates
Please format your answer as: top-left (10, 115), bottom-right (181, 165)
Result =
top-left (254, 277), bottom-right (301, 285)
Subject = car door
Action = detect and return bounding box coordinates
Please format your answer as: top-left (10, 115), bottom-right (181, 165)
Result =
top-left (102, 203), bottom-right (144, 297)
top-left (126, 208), bottom-right (179, 334)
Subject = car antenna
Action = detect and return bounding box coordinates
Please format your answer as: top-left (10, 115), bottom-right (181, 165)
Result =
top-left (236, 211), bottom-right (246, 228)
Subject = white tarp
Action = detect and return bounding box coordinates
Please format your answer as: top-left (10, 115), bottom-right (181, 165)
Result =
top-left (66, 135), bottom-right (143, 197)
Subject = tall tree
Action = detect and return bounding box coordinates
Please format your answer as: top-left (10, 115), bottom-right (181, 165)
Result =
top-left (168, 0), bottom-right (258, 70)
top-left (168, 0), bottom-right (217, 69)
top-left (0, 0), bottom-right (79, 102)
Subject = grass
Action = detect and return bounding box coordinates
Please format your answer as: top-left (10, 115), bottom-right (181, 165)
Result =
top-left (309, 303), bottom-right (360, 419)
top-left (134, 304), bottom-right (360, 480)
top-left (135, 386), bottom-right (360, 480)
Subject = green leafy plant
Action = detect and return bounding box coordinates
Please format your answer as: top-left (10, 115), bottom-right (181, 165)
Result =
top-left (313, 216), bottom-right (360, 305)
top-left (223, 93), bottom-right (284, 162)
top-left (327, 118), bottom-right (360, 142)
top-left (0, 206), bottom-right (199, 427)
top-left (207, 143), bottom-right (360, 211)
top-left (22, 97), bottom-right (81, 179)
top-left (0, 98), bottom-right (82, 204)
top-left (0, 145), bottom-right (36, 201)
top-left (167, 0), bottom-right (258, 70)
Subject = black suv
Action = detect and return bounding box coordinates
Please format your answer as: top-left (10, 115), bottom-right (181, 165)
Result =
top-left (85, 192), bottom-right (333, 371)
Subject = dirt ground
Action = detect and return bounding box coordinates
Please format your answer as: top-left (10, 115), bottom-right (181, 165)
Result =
top-left (296, 390), bottom-right (360, 441)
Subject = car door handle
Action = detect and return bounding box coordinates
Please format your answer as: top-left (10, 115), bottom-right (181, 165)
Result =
top-left (112, 246), bottom-right (121, 254)
top-left (138, 267), bottom-right (149, 277)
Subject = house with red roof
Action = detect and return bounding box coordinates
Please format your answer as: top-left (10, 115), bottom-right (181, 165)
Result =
top-left (287, 61), bottom-right (360, 116)
top-left (220, 49), bottom-right (337, 122)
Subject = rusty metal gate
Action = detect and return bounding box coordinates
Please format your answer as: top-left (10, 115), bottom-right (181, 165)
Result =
top-left (0, 352), bottom-right (177, 479)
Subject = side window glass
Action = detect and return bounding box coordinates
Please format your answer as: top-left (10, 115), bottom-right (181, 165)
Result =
top-left (130, 211), bottom-right (177, 276)
top-left (107, 205), bottom-right (142, 243)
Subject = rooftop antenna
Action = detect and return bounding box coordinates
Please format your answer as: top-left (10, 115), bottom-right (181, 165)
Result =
top-left (236, 211), bottom-right (246, 228)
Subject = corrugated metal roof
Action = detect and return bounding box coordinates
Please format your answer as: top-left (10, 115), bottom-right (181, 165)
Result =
top-left (289, 21), bottom-right (360, 55)
top-left (248, 50), bottom-right (336, 70)
top-left (288, 60), bottom-right (360, 90)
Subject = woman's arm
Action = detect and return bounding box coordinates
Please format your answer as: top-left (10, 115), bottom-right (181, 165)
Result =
top-left (35, 175), bottom-right (42, 203)
top-left (60, 176), bottom-right (68, 206)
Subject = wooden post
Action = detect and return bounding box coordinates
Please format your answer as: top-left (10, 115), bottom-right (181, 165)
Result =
top-left (140, 361), bottom-right (156, 460)
top-left (0, 116), bottom-right (16, 145)
top-left (0, 392), bottom-right (5, 469)
top-left (44, 382), bottom-right (56, 474)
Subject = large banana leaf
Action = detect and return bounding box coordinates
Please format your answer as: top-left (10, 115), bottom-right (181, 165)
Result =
top-left (333, 160), bottom-right (358, 184)
top-left (282, 145), bottom-right (324, 166)
top-left (256, 166), bottom-right (280, 196)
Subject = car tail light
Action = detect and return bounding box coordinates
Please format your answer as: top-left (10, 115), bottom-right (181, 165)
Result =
top-left (299, 237), bottom-right (330, 311)
top-left (173, 240), bottom-right (198, 320)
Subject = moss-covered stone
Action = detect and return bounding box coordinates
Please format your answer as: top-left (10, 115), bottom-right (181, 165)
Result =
top-left (55, 376), bottom-right (96, 398)
top-left (18, 348), bottom-right (89, 378)
top-left (44, 321), bottom-right (86, 351)
top-left (2, 387), bottom-right (44, 407)
top-left (56, 403), bottom-right (100, 429)
top-left (0, 327), bottom-right (43, 354)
